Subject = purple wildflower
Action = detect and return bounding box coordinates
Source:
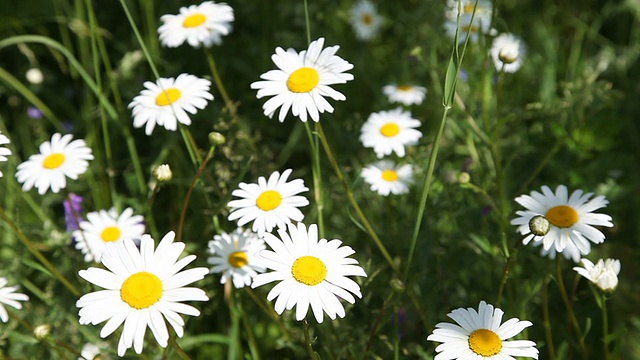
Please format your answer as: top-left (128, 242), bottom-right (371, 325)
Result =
top-left (27, 106), bottom-right (43, 119)
top-left (64, 193), bottom-right (84, 232)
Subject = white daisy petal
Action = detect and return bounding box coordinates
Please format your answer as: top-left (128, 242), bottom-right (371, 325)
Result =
top-left (207, 227), bottom-right (266, 288)
top-left (359, 107), bottom-right (423, 158)
top-left (0, 279), bottom-right (29, 323)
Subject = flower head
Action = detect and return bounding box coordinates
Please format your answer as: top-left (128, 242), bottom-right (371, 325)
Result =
top-left (490, 33), bottom-right (526, 73)
top-left (16, 133), bottom-right (94, 195)
top-left (76, 231), bottom-right (209, 356)
top-left (360, 107), bottom-right (422, 158)
top-left (73, 207), bottom-right (145, 262)
top-left (574, 258), bottom-right (621, 292)
top-left (361, 160), bottom-right (413, 196)
top-left (153, 164), bottom-right (173, 181)
top-left (251, 222), bottom-right (367, 323)
top-left (128, 74), bottom-right (213, 135)
top-left (0, 131), bottom-right (11, 178)
top-left (511, 185), bottom-right (614, 262)
top-left (350, 0), bottom-right (382, 41)
top-left (227, 169), bottom-right (309, 236)
top-left (427, 300), bottom-right (539, 359)
top-left (383, 85), bottom-right (427, 106)
top-left (208, 228), bottom-right (266, 288)
top-left (0, 277), bottom-right (29, 323)
top-left (158, 1), bottom-right (234, 48)
top-left (64, 193), bottom-right (84, 232)
top-left (27, 106), bottom-right (44, 119)
top-left (251, 37), bottom-right (354, 122)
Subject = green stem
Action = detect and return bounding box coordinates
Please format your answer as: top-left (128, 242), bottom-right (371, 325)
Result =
top-left (304, 122), bottom-right (324, 238)
top-left (243, 288), bottom-right (293, 341)
top-left (204, 49), bottom-right (238, 119)
top-left (303, 0), bottom-right (312, 44)
top-left (169, 335), bottom-right (191, 360)
top-left (542, 274), bottom-right (557, 359)
top-left (601, 293), bottom-right (611, 360)
top-left (556, 257), bottom-right (588, 358)
top-left (364, 292), bottom-right (394, 358)
top-left (0, 207), bottom-right (80, 297)
top-left (303, 319), bottom-right (316, 360)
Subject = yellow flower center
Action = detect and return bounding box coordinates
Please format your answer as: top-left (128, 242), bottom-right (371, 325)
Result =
top-left (463, 4), bottom-right (476, 14)
top-left (462, 25), bottom-right (480, 34)
top-left (287, 67), bottom-right (320, 93)
top-left (499, 50), bottom-right (517, 64)
top-left (100, 226), bottom-right (121, 243)
top-left (362, 13), bottom-right (373, 25)
top-left (397, 85), bottom-right (413, 91)
top-left (468, 329), bottom-right (503, 357)
top-left (228, 251), bottom-right (249, 268)
top-left (381, 170), bottom-right (399, 182)
top-left (380, 123), bottom-right (400, 137)
top-left (155, 88), bottom-right (182, 107)
top-left (43, 153), bottom-right (65, 169)
top-left (255, 190), bottom-right (282, 211)
top-left (292, 256), bottom-right (327, 286)
top-left (120, 271), bottom-right (163, 310)
top-left (546, 205), bottom-right (579, 228)
top-left (183, 13), bottom-right (206, 28)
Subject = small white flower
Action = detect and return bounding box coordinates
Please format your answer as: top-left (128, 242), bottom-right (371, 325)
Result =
top-left (158, 1), bottom-right (234, 48)
top-left (0, 131), bottom-right (11, 178)
top-left (360, 107), bottom-right (422, 158)
top-left (76, 231), bottom-right (209, 356)
top-left (428, 300), bottom-right (539, 359)
top-left (208, 228), bottom-right (266, 288)
top-left (251, 222), bottom-right (367, 323)
top-left (79, 342), bottom-right (109, 360)
top-left (0, 277), bottom-right (29, 323)
top-left (15, 133), bottom-right (94, 195)
top-left (227, 169), bottom-right (309, 236)
top-left (73, 207), bottom-right (145, 263)
top-left (361, 160), bottom-right (413, 196)
top-left (251, 37), bottom-right (354, 122)
top-left (383, 85), bottom-right (427, 106)
top-left (26, 68), bottom-right (44, 85)
top-left (511, 185), bottom-right (614, 262)
top-left (128, 74), bottom-right (213, 135)
top-left (574, 258), bottom-right (621, 292)
top-left (153, 164), bottom-right (173, 181)
top-left (490, 33), bottom-right (526, 73)
top-left (350, 0), bottom-right (382, 41)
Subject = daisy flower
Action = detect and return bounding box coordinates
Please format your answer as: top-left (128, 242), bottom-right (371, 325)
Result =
top-left (383, 84), bottom-right (427, 106)
top-left (359, 107), bottom-right (422, 158)
top-left (490, 33), bottom-right (526, 73)
top-left (0, 277), bottom-right (29, 323)
top-left (207, 228), bottom-right (266, 288)
top-left (15, 133), bottom-right (94, 195)
top-left (574, 258), bottom-right (621, 292)
top-left (250, 37), bottom-right (354, 122)
top-left (427, 300), bottom-right (539, 359)
top-left (79, 342), bottom-right (109, 360)
top-left (444, 0), bottom-right (493, 43)
top-left (73, 207), bottom-right (145, 263)
top-left (0, 131), bottom-right (11, 178)
top-left (251, 222), bottom-right (367, 323)
top-left (361, 160), bottom-right (413, 196)
top-left (128, 74), bottom-right (213, 135)
top-left (227, 169), bottom-right (309, 236)
top-left (76, 231), bottom-right (209, 357)
top-left (350, 0), bottom-right (382, 41)
top-left (158, 1), bottom-right (234, 48)
top-left (511, 185), bottom-right (614, 261)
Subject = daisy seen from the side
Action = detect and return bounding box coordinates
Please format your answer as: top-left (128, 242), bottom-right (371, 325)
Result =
top-left (16, 133), bottom-right (94, 195)
top-left (251, 37), bottom-right (354, 122)
top-left (350, 0), bottom-right (382, 41)
top-left (76, 231), bottom-right (209, 356)
top-left (574, 258), bottom-right (621, 292)
top-left (361, 160), bottom-right (413, 196)
top-left (128, 73), bottom-right (213, 135)
top-left (511, 185), bottom-right (614, 261)
top-left (427, 300), bottom-right (539, 359)
top-left (360, 107), bottom-right (422, 158)
top-left (73, 207), bottom-right (145, 263)
top-left (227, 169), bottom-right (309, 236)
top-left (208, 227), bottom-right (266, 288)
top-left (383, 84), bottom-right (427, 106)
top-left (158, 1), bottom-right (234, 48)
top-left (0, 277), bottom-right (29, 323)
top-left (0, 131), bottom-right (11, 178)
top-left (490, 33), bottom-right (526, 73)
top-left (251, 222), bottom-right (367, 323)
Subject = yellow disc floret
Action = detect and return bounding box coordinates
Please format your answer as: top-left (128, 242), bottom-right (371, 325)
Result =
top-left (183, 13), bottom-right (206, 28)
top-left (228, 251), bottom-right (249, 268)
top-left (468, 329), bottom-right (503, 357)
top-left (380, 123), bottom-right (400, 137)
top-left (100, 226), bottom-right (122, 243)
top-left (120, 272), bottom-right (163, 309)
top-left (546, 205), bottom-right (579, 228)
top-left (381, 170), bottom-right (399, 182)
top-left (43, 153), bottom-right (65, 169)
top-left (292, 256), bottom-right (327, 286)
top-left (155, 88), bottom-right (182, 106)
top-left (256, 190), bottom-right (282, 211)
top-left (287, 67), bottom-right (320, 93)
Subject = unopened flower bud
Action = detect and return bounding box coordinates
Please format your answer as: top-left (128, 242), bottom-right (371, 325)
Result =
top-left (26, 68), bottom-right (44, 85)
top-left (529, 215), bottom-right (550, 236)
top-left (390, 279), bottom-right (405, 293)
top-left (153, 164), bottom-right (172, 181)
top-left (457, 172), bottom-right (471, 184)
top-left (33, 324), bottom-right (51, 339)
top-left (209, 132), bottom-right (226, 146)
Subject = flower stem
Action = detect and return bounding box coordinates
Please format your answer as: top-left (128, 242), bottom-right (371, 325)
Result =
top-left (542, 273), bottom-right (557, 359)
top-left (601, 292), bottom-right (611, 360)
top-left (204, 49), bottom-right (238, 119)
top-left (556, 257), bottom-right (588, 357)
top-left (304, 122), bottom-right (324, 238)
top-left (303, 319), bottom-right (316, 360)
